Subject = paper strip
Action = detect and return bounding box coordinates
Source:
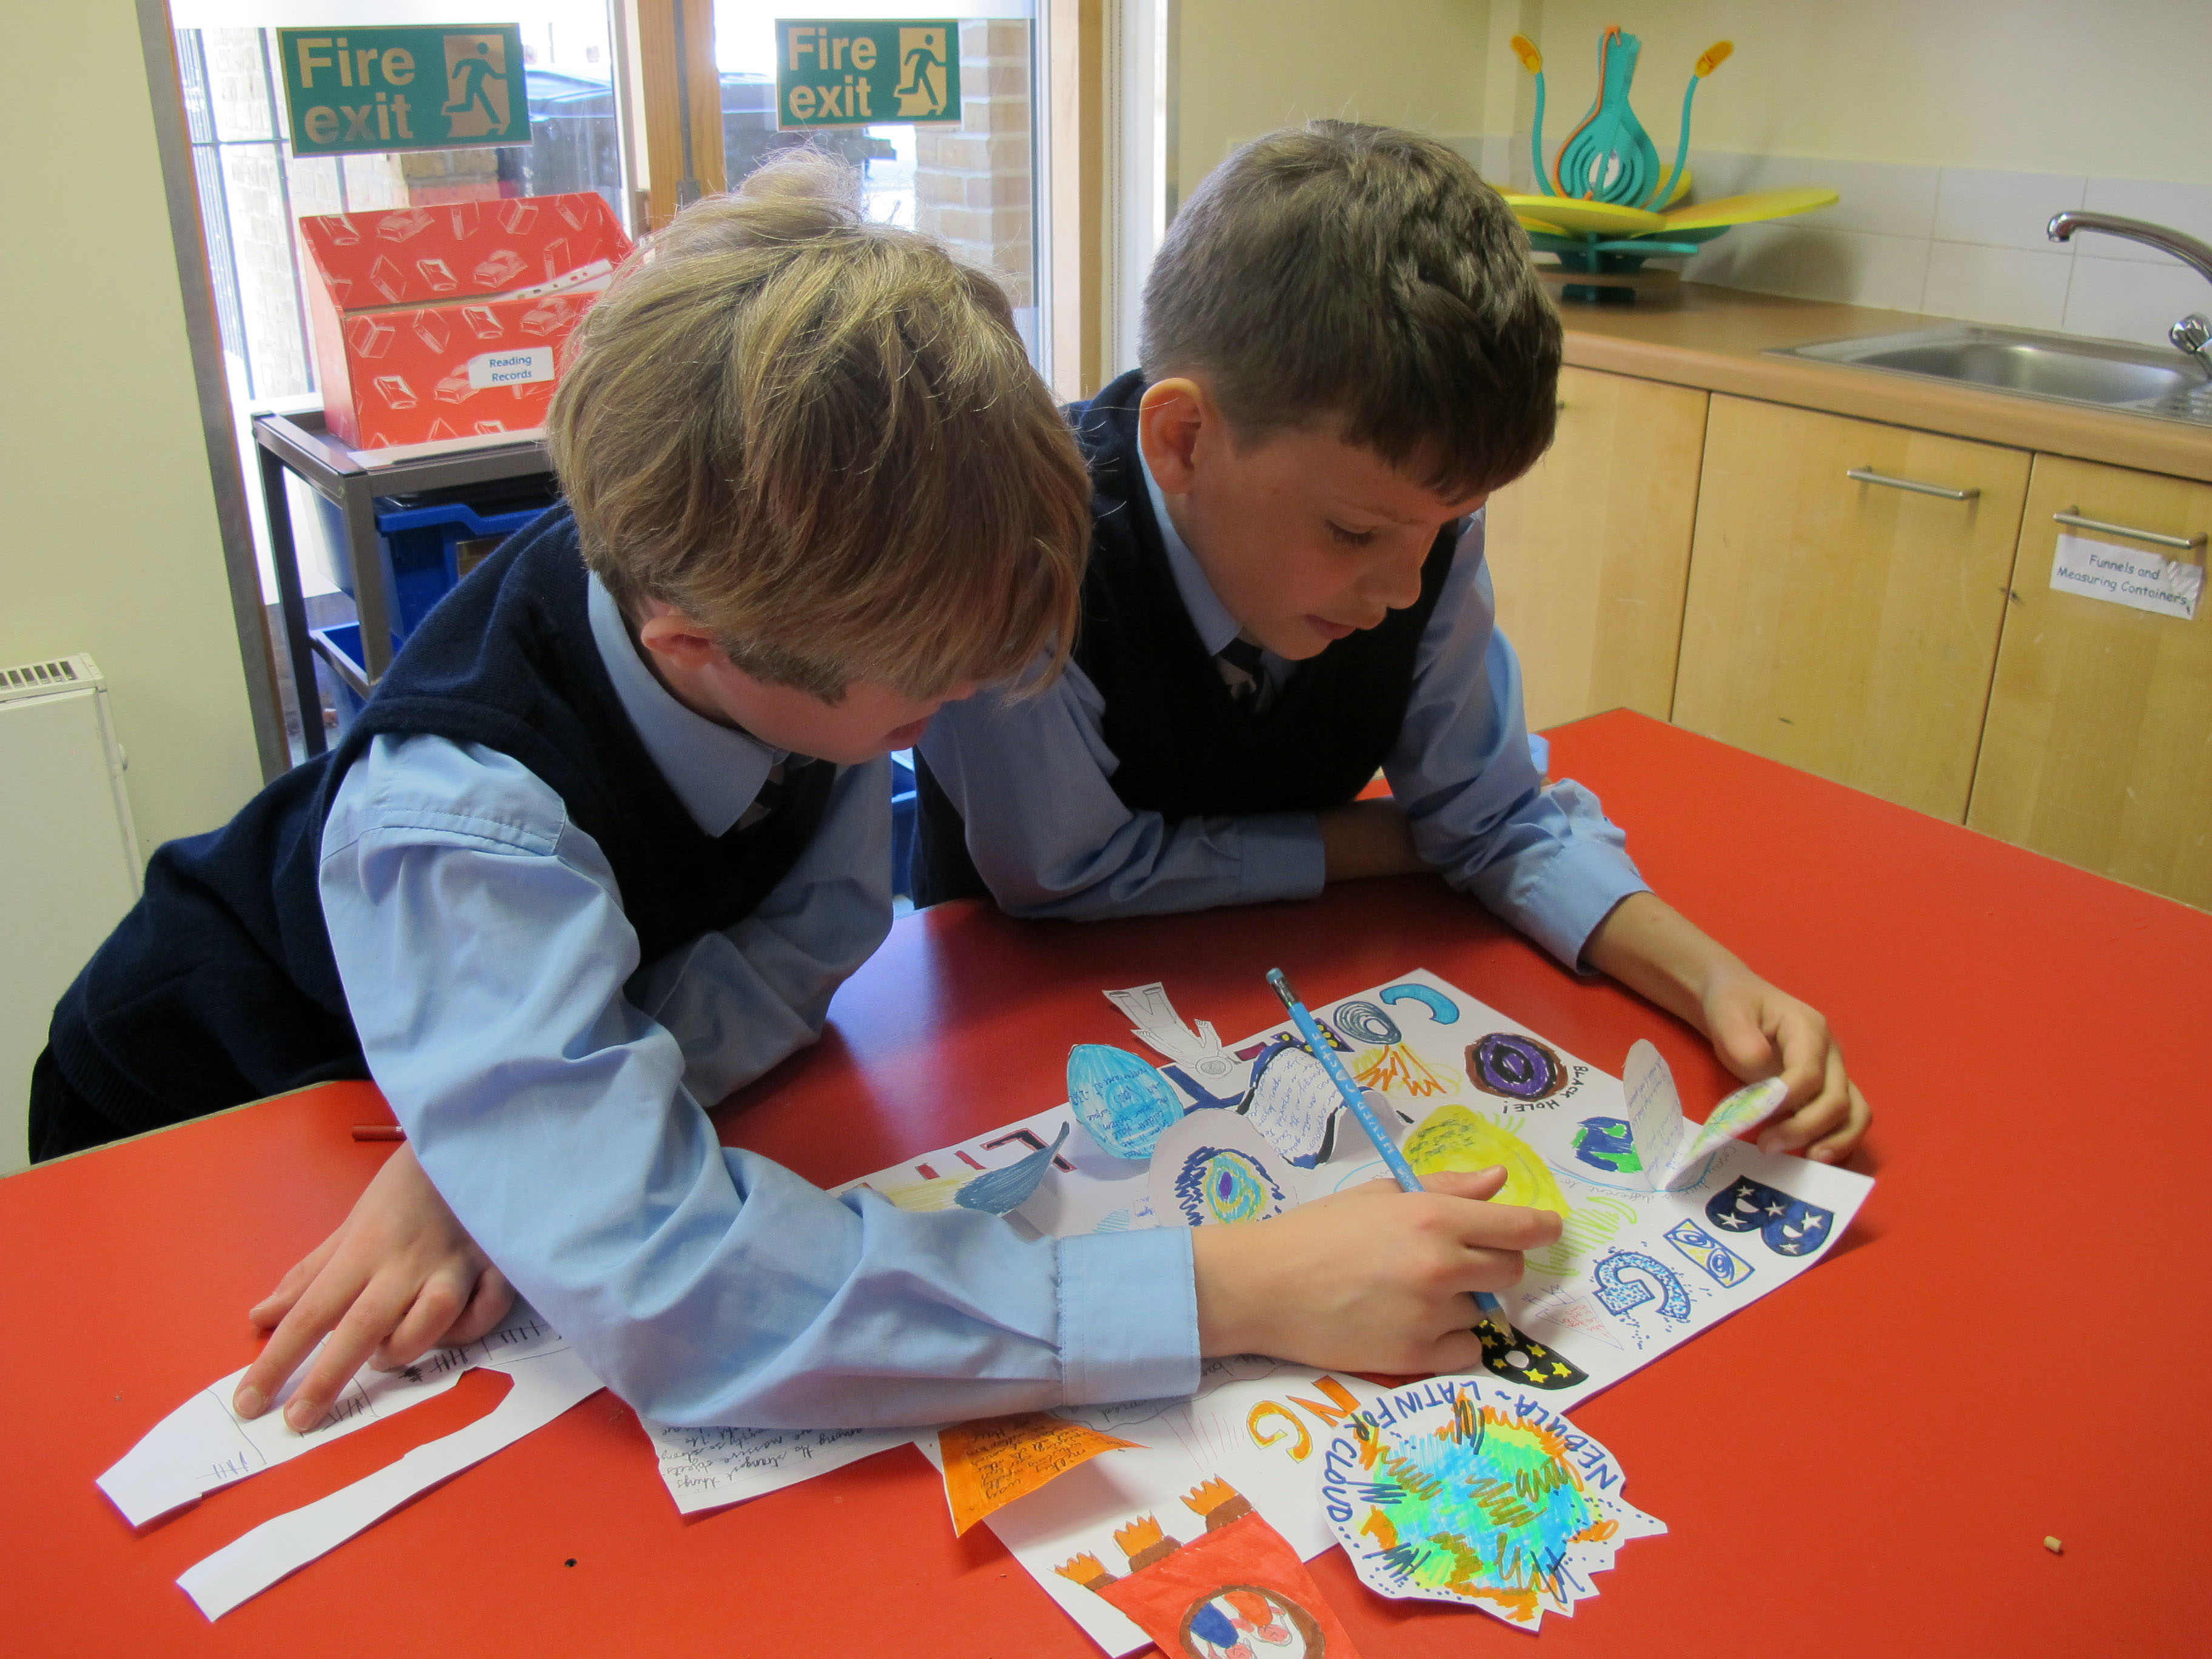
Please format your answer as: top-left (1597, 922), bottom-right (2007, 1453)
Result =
top-left (938, 1412), bottom-right (1144, 1535)
top-left (178, 1345), bottom-right (602, 1620)
top-left (645, 1421), bottom-right (910, 1515)
top-left (98, 1309), bottom-right (564, 1527)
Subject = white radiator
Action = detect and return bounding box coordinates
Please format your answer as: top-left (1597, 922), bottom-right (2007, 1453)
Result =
top-left (0, 655), bottom-right (141, 1173)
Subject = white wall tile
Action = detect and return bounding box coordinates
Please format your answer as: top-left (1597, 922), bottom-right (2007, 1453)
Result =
top-left (1793, 229), bottom-right (1931, 312)
top-left (2063, 255), bottom-right (2212, 351)
top-left (1791, 156), bottom-right (1939, 241)
top-left (1682, 221), bottom-right (1803, 297)
top-left (2073, 178), bottom-right (2212, 264)
top-left (1922, 241), bottom-right (2074, 330)
top-left (1934, 167), bottom-right (2085, 251)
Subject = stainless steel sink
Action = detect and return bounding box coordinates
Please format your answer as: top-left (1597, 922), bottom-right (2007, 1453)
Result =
top-left (1770, 324), bottom-right (2212, 427)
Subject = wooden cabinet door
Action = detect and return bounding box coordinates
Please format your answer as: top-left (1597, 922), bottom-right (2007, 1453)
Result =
top-left (1672, 396), bottom-right (2030, 820)
top-left (1484, 366), bottom-right (1707, 730)
top-left (1967, 457), bottom-right (2212, 908)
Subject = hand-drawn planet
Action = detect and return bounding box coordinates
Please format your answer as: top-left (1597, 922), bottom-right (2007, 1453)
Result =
top-left (1467, 1031), bottom-right (1569, 1101)
top-left (1147, 1108), bottom-right (1291, 1227)
top-left (1404, 1103), bottom-right (1572, 1217)
top-left (1068, 1044), bottom-right (1187, 1160)
top-left (1571, 1115), bottom-right (1642, 1174)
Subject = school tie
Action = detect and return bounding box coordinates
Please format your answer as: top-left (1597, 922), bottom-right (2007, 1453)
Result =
top-left (1216, 637), bottom-right (1276, 714)
top-left (736, 756), bottom-right (814, 832)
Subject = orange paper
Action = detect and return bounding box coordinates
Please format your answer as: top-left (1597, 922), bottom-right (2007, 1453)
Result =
top-left (938, 1412), bottom-right (1142, 1535)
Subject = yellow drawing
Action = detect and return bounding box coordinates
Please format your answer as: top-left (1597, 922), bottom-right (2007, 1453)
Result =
top-left (1404, 1105), bottom-right (1570, 1218)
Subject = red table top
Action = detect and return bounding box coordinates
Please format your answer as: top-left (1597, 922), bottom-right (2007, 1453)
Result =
top-left (3, 711), bottom-right (2204, 1656)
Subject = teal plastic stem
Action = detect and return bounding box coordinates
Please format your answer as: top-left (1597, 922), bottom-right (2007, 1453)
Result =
top-left (1529, 72), bottom-right (1555, 194)
top-left (1646, 73), bottom-right (1700, 209)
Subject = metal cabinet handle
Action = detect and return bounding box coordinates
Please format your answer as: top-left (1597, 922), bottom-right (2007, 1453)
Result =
top-left (1847, 467), bottom-right (1979, 501)
top-left (2051, 508), bottom-right (2207, 553)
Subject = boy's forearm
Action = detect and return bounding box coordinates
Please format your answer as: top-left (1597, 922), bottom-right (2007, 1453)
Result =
top-left (1318, 798), bottom-right (1428, 882)
top-left (1578, 890), bottom-right (1749, 1034)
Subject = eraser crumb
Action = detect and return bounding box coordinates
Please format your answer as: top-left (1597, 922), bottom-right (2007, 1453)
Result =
top-left (2043, 1537), bottom-right (2063, 1554)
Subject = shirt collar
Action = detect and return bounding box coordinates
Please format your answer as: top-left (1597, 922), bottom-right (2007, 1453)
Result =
top-left (1139, 443), bottom-right (1244, 657)
top-left (587, 571), bottom-right (782, 837)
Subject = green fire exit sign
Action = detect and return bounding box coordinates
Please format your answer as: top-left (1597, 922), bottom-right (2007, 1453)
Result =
top-left (775, 19), bottom-right (962, 129)
top-left (275, 24), bottom-right (531, 157)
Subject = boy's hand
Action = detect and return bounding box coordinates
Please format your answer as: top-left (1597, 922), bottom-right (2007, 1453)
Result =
top-left (1583, 891), bottom-right (1871, 1164)
top-left (232, 1144), bottom-right (514, 1431)
top-left (1700, 966), bottom-right (1870, 1164)
top-left (1191, 1168), bottom-right (1558, 1375)
top-left (1318, 798), bottom-right (1429, 882)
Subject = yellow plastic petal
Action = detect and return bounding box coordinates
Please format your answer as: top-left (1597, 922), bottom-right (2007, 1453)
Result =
top-left (1510, 33), bottom-right (1542, 73)
top-left (1501, 193), bottom-right (1669, 236)
top-left (1695, 40), bottom-right (1734, 77)
top-left (1661, 186), bottom-right (1838, 232)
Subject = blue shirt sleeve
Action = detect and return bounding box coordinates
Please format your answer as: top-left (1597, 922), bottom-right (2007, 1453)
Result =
top-left (917, 661), bottom-right (1327, 919)
top-left (318, 733), bottom-right (1200, 1428)
top-left (1386, 513), bottom-right (1649, 968)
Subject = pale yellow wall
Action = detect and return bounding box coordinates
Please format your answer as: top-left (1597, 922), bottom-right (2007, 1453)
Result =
top-left (1175, 0), bottom-right (1492, 191)
top-left (0, 0), bottom-right (264, 856)
top-left (1526, 0), bottom-right (2212, 183)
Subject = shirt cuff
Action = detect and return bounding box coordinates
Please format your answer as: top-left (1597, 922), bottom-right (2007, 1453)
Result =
top-left (1057, 1226), bottom-right (1201, 1405)
top-left (1232, 810), bottom-right (1327, 907)
top-left (1521, 841), bottom-right (1651, 971)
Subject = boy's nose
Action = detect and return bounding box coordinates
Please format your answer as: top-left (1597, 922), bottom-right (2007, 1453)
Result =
top-left (1362, 543), bottom-right (1429, 611)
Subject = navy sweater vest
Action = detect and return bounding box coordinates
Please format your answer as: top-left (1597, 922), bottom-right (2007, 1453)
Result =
top-left (911, 370), bottom-right (1456, 906)
top-left (41, 508), bottom-right (831, 1152)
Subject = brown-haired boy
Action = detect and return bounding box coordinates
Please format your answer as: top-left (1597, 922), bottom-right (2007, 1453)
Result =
top-left (40, 153), bottom-right (1557, 1432)
top-left (914, 122), bottom-right (1872, 1199)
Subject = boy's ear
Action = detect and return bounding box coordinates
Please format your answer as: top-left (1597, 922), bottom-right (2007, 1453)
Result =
top-left (1136, 377), bottom-right (1209, 494)
top-left (635, 607), bottom-right (727, 672)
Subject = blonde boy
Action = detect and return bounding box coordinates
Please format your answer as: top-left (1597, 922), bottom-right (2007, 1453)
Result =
top-left (42, 154), bottom-right (1556, 1431)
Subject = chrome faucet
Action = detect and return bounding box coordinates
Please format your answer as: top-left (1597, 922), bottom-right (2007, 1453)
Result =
top-left (2049, 210), bottom-right (2212, 376)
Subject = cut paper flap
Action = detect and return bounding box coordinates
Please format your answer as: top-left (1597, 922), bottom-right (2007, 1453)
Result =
top-left (1102, 983), bottom-right (1243, 1094)
top-left (938, 1412), bottom-right (1144, 1535)
top-left (1621, 1039), bottom-right (1788, 1192)
top-left (1068, 1044), bottom-right (1187, 1161)
top-left (957, 1122), bottom-right (1072, 1213)
top-left (1147, 1108), bottom-right (1291, 1228)
top-left (1321, 1376), bottom-right (1664, 1630)
top-left (646, 1421), bottom-right (909, 1515)
top-left (98, 1308), bottom-right (564, 1527)
top-left (1062, 1483), bottom-right (1366, 1659)
top-left (178, 1344), bottom-right (602, 1620)
top-left (1237, 1041), bottom-right (1341, 1168)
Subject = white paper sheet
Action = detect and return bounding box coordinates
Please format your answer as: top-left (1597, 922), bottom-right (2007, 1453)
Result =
top-left (857, 968), bottom-right (1875, 1654)
top-left (98, 1309), bottom-right (566, 1527)
top-left (178, 1342), bottom-right (602, 1620)
top-left (643, 1420), bottom-right (911, 1514)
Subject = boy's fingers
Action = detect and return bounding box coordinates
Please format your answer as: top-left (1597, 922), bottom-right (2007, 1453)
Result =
top-left (1450, 1199), bottom-right (1560, 1253)
top-left (1708, 999), bottom-right (1778, 1084)
top-left (1760, 1047), bottom-right (1851, 1153)
top-left (248, 1232), bottom-right (342, 1329)
top-left (284, 1284), bottom-right (415, 1430)
top-left (235, 1265), bottom-right (368, 1418)
top-left (1806, 1081), bottom-right (1871, 1164)
top-left (1418, 1166), bottom-right (1509, 1202)
top-left (1771, 1008), bottom-right (1832, 1107)
top-left (372, 1273), bottom-right (472, 1372)
top-left (1423, 1327), bottom-right (1489, 1376)
top-left (444, 1266), bottom-right (517, 1349)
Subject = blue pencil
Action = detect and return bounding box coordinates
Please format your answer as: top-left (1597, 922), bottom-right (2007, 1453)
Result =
top-left (1265, 969), bottom-right (1515, 1345)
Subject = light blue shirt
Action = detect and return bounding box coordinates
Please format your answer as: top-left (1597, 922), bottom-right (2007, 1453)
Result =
top-left (318, 571), bottom-right (1199, 1428)
top-left (919, 458), bottom-right (1649, 967)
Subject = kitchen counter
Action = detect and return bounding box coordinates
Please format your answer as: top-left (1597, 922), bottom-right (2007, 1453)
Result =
top-left (1558, 284), bottom-right (2212, 484)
